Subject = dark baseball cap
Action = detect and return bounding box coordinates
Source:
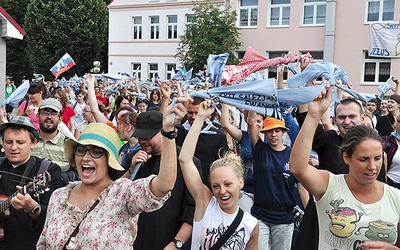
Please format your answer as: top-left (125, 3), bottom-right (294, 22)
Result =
top-left (132, 111), bottom-right (163, 139)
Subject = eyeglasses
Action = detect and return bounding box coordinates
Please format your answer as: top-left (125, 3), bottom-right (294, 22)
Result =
top-left (39, 110), bottom-right (59, 117)
top-left (74, 145), bottom-right (106, 158)
top-left (83, 110), bottom-right (92, 113)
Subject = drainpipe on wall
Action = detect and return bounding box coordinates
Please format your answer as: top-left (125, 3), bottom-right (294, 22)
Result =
top-left (325, 0), bottom-right (336, 63)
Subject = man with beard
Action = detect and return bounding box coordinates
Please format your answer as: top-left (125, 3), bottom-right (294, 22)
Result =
top-left (32, 98), bottom-right (77, 184)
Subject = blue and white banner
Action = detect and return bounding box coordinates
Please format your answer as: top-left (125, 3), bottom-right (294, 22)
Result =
top-left (369, 22), bottom-right (400, 58)
top-left (287, 62), bottom-right (376, 103)
top-left (189, 79), bottom-right (325, 118)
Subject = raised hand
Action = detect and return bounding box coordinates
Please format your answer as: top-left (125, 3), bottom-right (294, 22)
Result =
top-left (197, 100), bottom-right (215, 120)
top-left (307, 84), bottom-right (332, 118)
top-left (163, 96), bottom-right (193, 130)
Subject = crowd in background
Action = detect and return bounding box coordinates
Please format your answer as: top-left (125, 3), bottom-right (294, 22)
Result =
top-left (1, 62), bottom-right (400, 249)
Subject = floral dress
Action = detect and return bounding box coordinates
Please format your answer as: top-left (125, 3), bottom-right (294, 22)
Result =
top-left (37, 175), bottom-right (170, 250)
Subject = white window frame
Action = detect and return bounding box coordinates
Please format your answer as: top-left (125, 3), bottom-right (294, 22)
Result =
top-left (268, 0), bottom-right (291, 27)
top-left (148, 63), bottom-right (158, 80)
top-left (239, 0), bottom-right (258, 27)
top-left (132, 63), bottom-right (142, 80)
top-left (132, 17), bottom-right (142, 40)
top-left (362, 51), bottom-right (391, 85)
top-left (366, 0), bottom-right (395, 23)
top-left (302, 0), bottom-right (326, 26)
top-left (166, 63), bottom-right (176, 80)
top-left (167, 15), bottom-right (178, 40)
top-left (150, 16), bottom-right (160, 40)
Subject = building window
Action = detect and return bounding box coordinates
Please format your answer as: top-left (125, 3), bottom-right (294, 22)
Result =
top-left (300, 51), bottom-right (324, 62)
top-left (132, 63), bottom-right (141, 80)
top-left (166, 63), bottom-right (176, 80)
top-left (303, 0), bottom-right (325, 25)
top-left (132, 17), bottom-right (142, 40)
top-left (269, 0), bottom-right (290, 26)
top-left (363, 51), bottom-right (390, 84)
top-left (239, 0), bottom-right (258, 27)
top-left (167, 15), bottom-right (178, 39)
top-left (148, 63), bottom-right (158, 80)
top-left (150, 16), bottom-right (160, 39)
top-left (367, 0), bottom-right (394, 22)
top-left (185, 14), bottom-right (195, 31)
top-left (266, 51), bottom-right (288, 79)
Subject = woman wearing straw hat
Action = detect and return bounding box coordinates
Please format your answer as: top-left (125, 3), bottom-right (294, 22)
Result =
top-left (36, 97), bottom-right (189, 249)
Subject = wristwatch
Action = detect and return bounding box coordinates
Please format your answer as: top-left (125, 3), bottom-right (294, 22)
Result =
top-left (161, 128), bottom-right (178, 139)
top-left (172, 238), bottom-right (183, 249)
top-left (24, 204), bottom-right (40, 214)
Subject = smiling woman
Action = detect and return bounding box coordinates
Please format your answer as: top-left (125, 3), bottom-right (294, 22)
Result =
top-left (178, 100), bottom-right (259, 249)
top-left (36, 95), bottom-right (186, 249)
top-left (290, 86), bottom-right (400, 250)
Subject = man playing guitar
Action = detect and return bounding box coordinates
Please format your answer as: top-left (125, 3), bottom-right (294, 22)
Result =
top-left (0, 116), bottom-right (63, 249)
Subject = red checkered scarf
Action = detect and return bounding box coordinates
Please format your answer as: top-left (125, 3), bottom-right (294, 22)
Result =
top-left (222, 46), bottom-right (313, 85)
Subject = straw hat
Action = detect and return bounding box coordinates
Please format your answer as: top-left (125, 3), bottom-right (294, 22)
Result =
top-left (64, 123), bottom-right (124, 171)
top-left (260, 117), bottom-right (289, 132)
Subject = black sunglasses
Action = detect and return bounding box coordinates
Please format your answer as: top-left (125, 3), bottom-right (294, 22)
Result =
top-left (74, 145), bottom-right (106, 158)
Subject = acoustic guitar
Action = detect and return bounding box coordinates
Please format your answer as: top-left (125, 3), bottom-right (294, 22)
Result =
top-left (0, 172), bottom-right (51, 241)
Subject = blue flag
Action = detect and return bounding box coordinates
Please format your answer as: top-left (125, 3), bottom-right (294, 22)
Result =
top-left (206, 52), bottom-right (229, 88)
top-left (378, 77), bottom-right (391, 100)
top-left (287, 62), bottom-right (375, 103)
top-left (2, 80), bottom-right (30, 108)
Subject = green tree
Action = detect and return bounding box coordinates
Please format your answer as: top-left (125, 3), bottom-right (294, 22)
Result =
top-left (176, 0), bottom-right (241, 73)
top-left (24, 0), bottom-right (108, 81)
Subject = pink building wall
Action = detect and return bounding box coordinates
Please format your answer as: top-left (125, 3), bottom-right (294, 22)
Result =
top-left (231, 0), bottom-right (400, 94)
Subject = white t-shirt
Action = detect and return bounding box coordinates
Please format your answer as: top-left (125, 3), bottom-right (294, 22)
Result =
top-left (388, 140), bottom-right (400, 183)
top-left (191, 196), bottom-right (258, 250)
top-left (72, 101), bottom-right (86, 128)
top-left (316, 173), bottom-right (400, 250)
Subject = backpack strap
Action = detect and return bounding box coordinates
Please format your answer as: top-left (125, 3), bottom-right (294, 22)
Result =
top-left (209, 208), bottom-right (244, 250)
top-left (72, 101), bottom-right (78, 110)
top-left (23, 99), bottom-right (29, 113)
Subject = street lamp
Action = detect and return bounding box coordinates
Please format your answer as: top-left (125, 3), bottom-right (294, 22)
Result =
top-left (92, 61), bottom-right (101, 73)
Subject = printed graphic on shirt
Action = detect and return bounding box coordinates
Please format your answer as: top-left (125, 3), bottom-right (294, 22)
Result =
top-left (324, 199), bottom-right (397, 249)
top-left (201, 224), bottom-right (246, 250)
top-left (283, 162), bottom-right (291, 178)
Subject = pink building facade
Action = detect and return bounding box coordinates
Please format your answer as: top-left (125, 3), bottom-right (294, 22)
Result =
top-left (108, 0), bottom-right (400, 94)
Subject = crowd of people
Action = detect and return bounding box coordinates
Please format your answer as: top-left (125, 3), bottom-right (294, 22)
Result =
top-left (1, 63), bottom-right (400, 250)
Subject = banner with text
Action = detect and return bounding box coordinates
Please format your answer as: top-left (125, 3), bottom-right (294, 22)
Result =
top-left (369, 22), bottom-right (400, 58)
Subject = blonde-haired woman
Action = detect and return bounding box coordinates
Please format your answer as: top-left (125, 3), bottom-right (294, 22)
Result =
top-left (179, 100), bottom-right (259, 249)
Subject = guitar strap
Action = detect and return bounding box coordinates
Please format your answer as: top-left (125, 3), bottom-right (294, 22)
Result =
top-left (19, 157), bottom-right (51, 186)
top-left (19, 157), bottom-right (38, 186)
